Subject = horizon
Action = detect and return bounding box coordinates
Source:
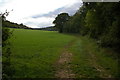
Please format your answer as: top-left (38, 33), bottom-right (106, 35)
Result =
top-left (0, 0), bottom-right (83, 28)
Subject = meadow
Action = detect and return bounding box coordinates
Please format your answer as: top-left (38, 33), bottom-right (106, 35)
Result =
top-left (10, 29), bottom-right (75, 78)
top-left (9, 29), bottom-right (118, 78)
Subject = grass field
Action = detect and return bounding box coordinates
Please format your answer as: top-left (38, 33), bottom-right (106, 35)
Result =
top-left (10, 29), bottom-right (75, 78)
top-left (9, 29), bottom-right (118, 78)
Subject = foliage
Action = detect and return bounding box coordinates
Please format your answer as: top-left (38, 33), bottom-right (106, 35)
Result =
top-left (53, 13), bottom-right (70, 33)
top-left (55, 2), bottom-right (120, 51)
top-left (63, 14), bottom-right (81, 33)
top-left (3, 20), bottom-right (30, 29)
top-left (1, 11), bottom-right (14, 79)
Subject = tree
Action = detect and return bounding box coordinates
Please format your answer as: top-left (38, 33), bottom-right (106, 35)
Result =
top-left (1, 11), bottom-right (14, 79)
top-left (55, 2), bottom-right (120, 52)
top-left (53, 13), bottom-right (70, 33)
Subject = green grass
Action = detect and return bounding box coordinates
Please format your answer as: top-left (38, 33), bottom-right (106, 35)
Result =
top-left (69, 36), bottom-right (118, 78)
top-left (9, 29), bottom-right (118, 78)
top-left (10, 29), bottom-right (75, 78)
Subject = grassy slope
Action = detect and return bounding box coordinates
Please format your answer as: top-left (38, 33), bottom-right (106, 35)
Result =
top-left (69, 36), bottom-right (118, 78)
top-left (10, 29), bottom-right (75, 78)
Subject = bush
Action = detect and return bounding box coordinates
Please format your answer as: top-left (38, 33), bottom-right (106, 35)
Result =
top-left (1, 12), bottom-right (14, 79)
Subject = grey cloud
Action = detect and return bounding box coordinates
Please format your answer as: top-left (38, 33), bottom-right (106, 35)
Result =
top-left (32, 2), bottom-right (82, 18)
top-left (25, 1), bottom-right (83, 28)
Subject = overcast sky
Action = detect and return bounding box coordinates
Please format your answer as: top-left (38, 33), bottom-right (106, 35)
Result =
top-left (0, 0), bottom-right (83, 28)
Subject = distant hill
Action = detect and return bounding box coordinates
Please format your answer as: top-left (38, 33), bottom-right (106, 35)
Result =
top-left (3, 20), bottom-right (57, 31)
top-left (3, 20), bottom-right (31, 29)
top-left (32, 26), bottom-right (57, 31)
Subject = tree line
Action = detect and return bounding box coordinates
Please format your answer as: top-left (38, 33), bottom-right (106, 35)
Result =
top-left (3, 20), bottom-right (30, 29)
top-left (53, 2), bottom-right (120, 52)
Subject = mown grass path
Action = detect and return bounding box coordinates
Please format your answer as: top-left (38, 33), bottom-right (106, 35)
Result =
top-left (55, 35), bottom-right (118, 78)
top-left (69, 36), bottom-right (117, 78)
top-left (55, 39), bottom-right (77, 78)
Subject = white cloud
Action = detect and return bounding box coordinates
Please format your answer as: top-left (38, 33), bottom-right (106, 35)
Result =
top-left (24, 17), bottom-right (55, 28)
top-left (0, 0), bottom-right (82, 28)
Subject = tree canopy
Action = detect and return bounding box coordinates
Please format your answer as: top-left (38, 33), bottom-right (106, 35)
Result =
top-left (53, 2), bottom-right (120, 52)
top-left (53, 13), bottom-right (70, 33)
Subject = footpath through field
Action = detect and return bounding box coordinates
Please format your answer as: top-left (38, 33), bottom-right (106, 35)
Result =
top-left (55, 38), bottom-right (77, 78)
top-left (54, 35), bottom-right (118, 78)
